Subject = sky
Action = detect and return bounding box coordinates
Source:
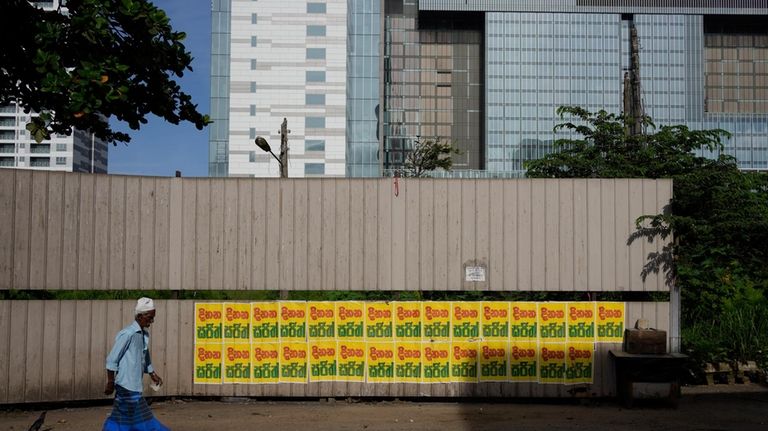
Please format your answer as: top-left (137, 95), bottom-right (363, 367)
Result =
top-left (107, 0), bottom-right (212, 177)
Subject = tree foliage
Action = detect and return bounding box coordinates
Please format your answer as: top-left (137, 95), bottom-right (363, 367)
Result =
top-left (526, 106), bottom-right (768, 323)
top-left (1, 0), bottom-right (210, 144)
top-left (401, 138), bottom-right (461, 178)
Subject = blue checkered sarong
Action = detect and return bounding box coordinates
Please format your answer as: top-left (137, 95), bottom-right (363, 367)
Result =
top-left (102, 385), bottom-right (170, 431)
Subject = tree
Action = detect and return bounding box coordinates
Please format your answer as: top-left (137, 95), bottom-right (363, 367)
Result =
top-left (1, 0), bottom-right (210, 144)
top-left (400, 137), bottom-right (461, 178)
top-left (526, 106), bottom-right (768, 323)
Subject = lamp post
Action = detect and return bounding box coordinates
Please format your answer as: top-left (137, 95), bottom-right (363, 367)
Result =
top-left (253, 118), bottom-right (290, 178)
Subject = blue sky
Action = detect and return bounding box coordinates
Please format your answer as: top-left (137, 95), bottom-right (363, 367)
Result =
top-left (108, 0), bottom-right (211, 177)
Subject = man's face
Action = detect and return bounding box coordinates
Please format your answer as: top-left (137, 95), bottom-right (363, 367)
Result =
top-left (137, 310), bottom-right (156, 329)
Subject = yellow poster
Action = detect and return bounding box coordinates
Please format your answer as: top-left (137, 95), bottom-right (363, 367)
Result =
top-left (365, 302), bottom-right (393, 339)
top-left (280, 342), bottom-right (308, 383)
top-left (194, 343), bottom-right (222, 384)
top-left (395, 342), bottom-right (422, 383)
top-left (422, 302), bottom-right (451, 341)
top-left (565, 342), bottom-right (594, 384)
top-left (479, 341), bottom-right (509, 382)
top-left (567, 302), bottom-right (595, 342)
top-left (223, 303), bottom-right (250, 341)
top-left (195, 302), bottom-right (223, 342)
top-left (509, 340), bottom-right (538, 382)
top-left (223, 342), bottom-right (251, 383)
top-left (252, 343), bottom-right (279, 384)
top-left (337, 341), bottom-right (366, 382)
top-left (538, 343), bottom-right (566, 384)
top-left (450, 341), bottom-right (478, 382)
top-left (596, 302), bottom-right (625, 343)
top-left (394, 302), bottom-right (422, 340)
top-left (307, 302), bottom-right (336, 340)
top-left (309, 341), bottom-right (337, 382)
top-left (279, 302), bottom-right (307, 340)
top-left (251, 302), bottom-right (279, 342)
top-left (510, 302), bottom-right (537, 340)
top-left (452, 302), bottom-right (481, 339)
top-left (336, 301), bottom-right (365, 339)
top-left (482, 302), bottom-right (510, 340)
top-left (422, 342), bottom-right (451, 383)
top-left (367, 342), bottom-right (395, 383)
top-left (538, 302), bottom-right (566, 342)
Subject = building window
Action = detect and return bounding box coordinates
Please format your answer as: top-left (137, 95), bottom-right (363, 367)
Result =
top-left (251, 13), bottom-right (257, 24)
top-left (249, 151), bottom-right (256, 162)
top-left (30, 157), bottom-right (50, 167)
top-left (306, 2), bottom-right (326, 13)
top-left (56, 143), bottom-right (67, 152)
top-left (304, 163), bottom-right (325, 175)
top-left (305, 94), bottom-right (325, 105)
top-left (249, 128), bottom-right (256, 139)
top-left (250, 105), bottom-right (256, 116)
top-left (306, 71), bottom-right (326, 82)
top-left (250, 82), bottom-right (257, 93)
top-left (251, 36), bottom-right (258, 47)
top-left (305, 140), bottom-right (325, 152)
top-left (55, 157), bottom-right (66, 165)
top-left (307, 25), bottom-right (326, 37)
top-left (305, 117), bottom-right (325, 128)
top-left (306, 48), bottom-right (326, 60)
top-left (250, 59), bottom-right (258, 70)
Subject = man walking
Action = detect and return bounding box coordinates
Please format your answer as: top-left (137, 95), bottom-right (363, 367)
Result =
top-left (103, 297), bottom-right (169, 431)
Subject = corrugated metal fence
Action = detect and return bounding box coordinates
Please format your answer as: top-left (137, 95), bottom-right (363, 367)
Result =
top-left (0, 171), bottom-right (674, 403)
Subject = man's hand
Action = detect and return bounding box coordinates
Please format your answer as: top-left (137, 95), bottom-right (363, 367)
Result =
top-left (150, 372), bottom-right (163, 386)
top-left (104, 381), bottom-right (115, 395)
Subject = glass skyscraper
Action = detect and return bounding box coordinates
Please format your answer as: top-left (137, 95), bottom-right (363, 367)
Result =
top-left (211, 1), bottom-right (768, 177)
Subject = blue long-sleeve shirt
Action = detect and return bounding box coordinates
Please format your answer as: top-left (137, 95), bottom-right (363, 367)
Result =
top-left (105, 321), bottom-right (155, 393)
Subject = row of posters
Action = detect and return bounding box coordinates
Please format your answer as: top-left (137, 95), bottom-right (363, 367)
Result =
top-left (194, 301), bottom-right (624, 385)
top-left (195, 340), bottom-right (595, 385)
top-left (196, 301), bottom-right (625, 343)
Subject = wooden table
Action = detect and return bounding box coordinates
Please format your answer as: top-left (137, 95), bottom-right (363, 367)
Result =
top-left (609, 350), bottom-right (688, 408)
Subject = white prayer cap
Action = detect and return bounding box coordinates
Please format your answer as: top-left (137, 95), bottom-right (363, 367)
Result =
top-left (135, 297), bottom-right (155, 314)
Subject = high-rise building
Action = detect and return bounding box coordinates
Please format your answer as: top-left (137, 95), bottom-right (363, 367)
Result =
top-left (0, 1), bottom-right (109, 173)
top-left (210, 0), bottom-right (768, 177)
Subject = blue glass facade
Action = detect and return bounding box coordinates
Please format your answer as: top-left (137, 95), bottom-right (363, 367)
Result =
top-left (346, 0), bottom-right (381, 177)
top-left (209, 0), bottom-right (231, 177)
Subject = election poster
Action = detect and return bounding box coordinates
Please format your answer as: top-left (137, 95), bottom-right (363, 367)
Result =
top-left (367, 342), bottom-right (395, 383)
top-left (337, 341), bottom-right (366, 382)
top-left (223, 302), bottom-right (250, 341)
top-left (194, 343), bottom-right (222, 384)
top-left (195, 302), bottom-right (223, 343)
top-left (450, 341), bottom-right (479, 382)
top-left (336, 301), bottom-right (365, 339)
top-left (478, 341), bottom-right (509, 382)
top-left (510, 302), bottom-right (538, 340)
top-left (567, 302), bottom-right (595, 342)
top-left (509, 340), bottom-right (538, 382)
top-left (565, 343), bottom-right (594, 384)
top-left (395, 342), bottom-right (422, 383)
top-left (365, 302), bottom-right (393, 339)
top-left (422, 302), bottom-right (451, 341)
top-left (252, 343), bottom-right (280, 384)
top-left (279, 302), bottom-right (307, 340)
top-left (422, 342), bottom-right (451, 383)
top-left (394, 302), bottom-right (422, 340)
top-left (538, 302), bottom-right (566, 342)
top-left (309, 340), bottom-right (337, 382)
top-left (251, 302), bottom-right (279, 341)
top-left (223, 342), bottom-right (251, 383)
top-left (307, 302), bottom-right (336, 340)
top-left (452, 302), bottom-right (481, 339)
top-left (279, 342), bottom-right (308, 383)
top-left (481, 302), bottom-right (510, 340)
top-left (538, 343), bottom-right (566, 384)
top-left (596, 302), bottom-right (625, 343)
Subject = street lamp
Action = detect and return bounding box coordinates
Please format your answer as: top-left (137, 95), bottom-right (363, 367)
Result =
top-left (254, 136), bottom-right (282, 167)
top-left (253, 118), bottom-right (290, 178)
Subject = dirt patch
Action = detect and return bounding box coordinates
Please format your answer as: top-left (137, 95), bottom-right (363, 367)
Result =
top-left (2, 385), bottom-right (767, 431)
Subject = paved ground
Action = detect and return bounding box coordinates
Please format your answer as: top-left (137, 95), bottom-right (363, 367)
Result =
top-left (2, 384), bottom-right (767, 431)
